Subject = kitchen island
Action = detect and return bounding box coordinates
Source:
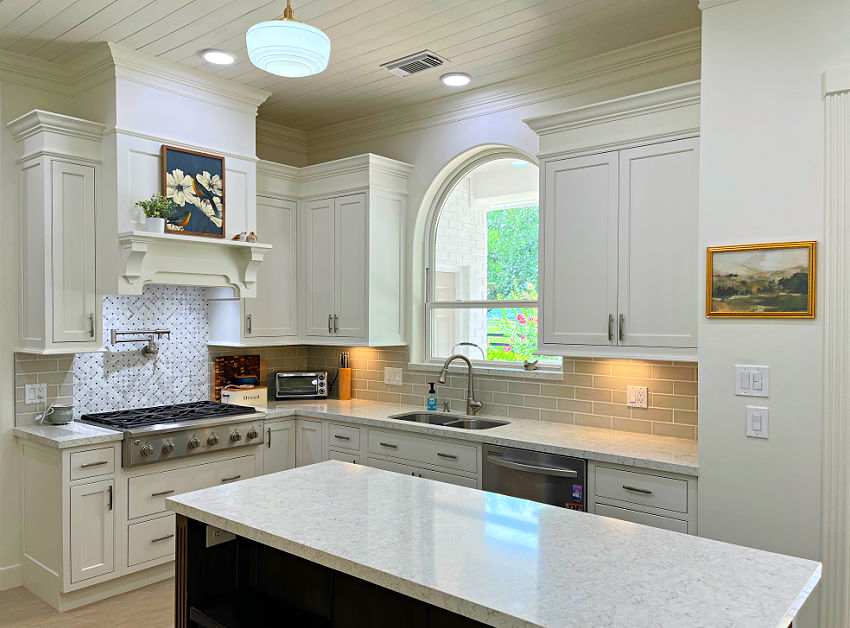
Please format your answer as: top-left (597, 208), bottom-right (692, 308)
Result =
top-left (167, 461), bottom-right (819, 628)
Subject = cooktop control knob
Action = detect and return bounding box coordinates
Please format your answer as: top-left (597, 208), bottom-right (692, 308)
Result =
top-left (207, 433), bottom-right (219, 446)
top-left (230, 430), bottom-right (242, 442)
top-left (162, 441), bottom-right (175, 454)
top-left (140, 443), bottom-right (154, 456)
top-left (247, 427), bottom-right (258, 439)
top-left (188, 437), bottom-right (201, 449)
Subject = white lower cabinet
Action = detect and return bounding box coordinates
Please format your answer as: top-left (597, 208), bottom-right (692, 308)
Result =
top-left (588, 462), bottom-right (697, 534)
top-left (69, 479), bottom-right (114, 584)
top-left (264, 420), bottom-right (296, 473)
top-left (127, 514), bottom-right (176, 567)
top-left (295, 419), bottom-right (324, 467)
top-left (328, 449), bottom-right (361, 464)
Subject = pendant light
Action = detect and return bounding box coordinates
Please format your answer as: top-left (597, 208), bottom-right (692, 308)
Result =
top-left (246, 0), bottom-right (330, 78)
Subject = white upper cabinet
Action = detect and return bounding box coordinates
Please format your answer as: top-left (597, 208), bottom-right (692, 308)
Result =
top-left (618, 139), bottom-right (699, 348)
top-left (303, 197), bottom-right (337, 337)
top-left (332, 194), bottom-right (368, 339)
top-left (244, 196), bottom-right (298, 339)
top-left (527, 82), bottom-right (700, 360)
top-left (542, 153), bottom-right (619, 346)
top-left (9, 111), bottom-right (104, 354)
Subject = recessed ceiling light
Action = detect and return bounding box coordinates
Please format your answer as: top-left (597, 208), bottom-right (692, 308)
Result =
top-left (441, 72), bottom-right (471, 87)
top-left (201, 49), bottom-right (236, 65)
top-left (512, 160), bottom-right (530, 168)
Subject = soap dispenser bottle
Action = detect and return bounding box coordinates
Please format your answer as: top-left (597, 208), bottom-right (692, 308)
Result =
top-left (427, 382), bottom-right (438, 411)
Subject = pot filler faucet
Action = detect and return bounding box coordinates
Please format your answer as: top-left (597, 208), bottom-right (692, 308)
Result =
top-left (438, 354), bottom-right (483, 416)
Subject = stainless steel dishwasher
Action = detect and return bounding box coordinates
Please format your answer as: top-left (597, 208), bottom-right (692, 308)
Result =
top-left (482, 444), bottom-right (587, 511)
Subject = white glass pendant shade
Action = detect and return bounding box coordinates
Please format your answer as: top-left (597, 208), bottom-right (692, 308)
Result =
top-left (246, 19), bottom-right (330, 77)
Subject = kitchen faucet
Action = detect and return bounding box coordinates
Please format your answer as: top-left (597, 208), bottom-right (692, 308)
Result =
top-left (438, 354), bottom-right (483, 416)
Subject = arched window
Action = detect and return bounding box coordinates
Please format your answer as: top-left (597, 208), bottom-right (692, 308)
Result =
top-left (425, 152), bottom-right (558, 367)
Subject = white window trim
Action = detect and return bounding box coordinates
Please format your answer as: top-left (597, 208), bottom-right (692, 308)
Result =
top-left (424, 148), bottom-right (560, 372)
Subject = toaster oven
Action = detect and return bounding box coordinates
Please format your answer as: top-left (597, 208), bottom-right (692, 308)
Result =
top-left (275, 371), bottom-right (328, 400)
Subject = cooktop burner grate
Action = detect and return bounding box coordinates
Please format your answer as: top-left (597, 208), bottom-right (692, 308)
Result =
top-left (80, 401), bottom-right (255, 429)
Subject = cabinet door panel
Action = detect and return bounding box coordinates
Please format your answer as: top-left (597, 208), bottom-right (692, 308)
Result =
top-left (52, 161), bottom-right (97, 343)
top-left (295, 420), bottom-right (324, 467)
top-left (303, 198), bottom-right (335, 337)
top-left (618, 139), bottom-right (699, 348)
top-left (334, 193), bottom-right (368, 339)
top-left (246, 197), bottom-right (298, 338)
top-left (264, 421), bottom-right (296, 474)
top-left (542, 153), bottom-right (618, 346)
top-left (69, 479), bottom-right (114, 583)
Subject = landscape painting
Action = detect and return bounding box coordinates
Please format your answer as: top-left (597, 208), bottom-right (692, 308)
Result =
top-left (161, 145), bottom-right (225, 238)
top-left (707, 241), bottom-right (816, 318)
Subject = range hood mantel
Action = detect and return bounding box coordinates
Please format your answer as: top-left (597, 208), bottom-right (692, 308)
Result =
top-left (117, 231), bottom-right (271, 297)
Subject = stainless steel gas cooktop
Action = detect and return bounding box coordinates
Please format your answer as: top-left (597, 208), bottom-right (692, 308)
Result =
top-left (80, 401), bottom-right (265, 467)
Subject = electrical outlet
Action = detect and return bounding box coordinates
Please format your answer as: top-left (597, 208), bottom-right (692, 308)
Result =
top-left (384, 367), bottom-right (403, 386)
top-left (626, 385), bottom-right (648, 408)
top-left (205, 525), bottom-right (236, 548)
top-left (25, 384), bottom-right (47, 405)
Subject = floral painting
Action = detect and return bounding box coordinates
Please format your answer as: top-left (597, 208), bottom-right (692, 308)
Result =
top-left (161, 145), bottom-right (225, 237)
top-left (706, 241), bottom-right (816, 318)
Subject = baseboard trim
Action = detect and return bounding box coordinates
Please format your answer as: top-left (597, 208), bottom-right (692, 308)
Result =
top-left (0, 563), bottom-right (22, 591)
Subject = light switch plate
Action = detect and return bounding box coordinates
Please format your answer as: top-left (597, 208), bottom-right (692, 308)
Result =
top-left (746, 405), bottom-right (769, 439)
top-left (384, 367), bottom-right (403, 386)
top-left (25, 383), bottom-right (47, 405)
top-left (734, 365), bottom-right (770, 397)
top-left (626, 385), bottom-right (648, 408)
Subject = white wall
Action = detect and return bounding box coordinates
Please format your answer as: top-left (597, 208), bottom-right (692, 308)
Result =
top-left (0, 81), bottom-right (74, 589)
top-left (698, 1), bottom-right (850, 625)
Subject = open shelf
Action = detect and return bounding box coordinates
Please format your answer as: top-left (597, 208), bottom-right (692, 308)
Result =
top-left (189, 589), bottom-right (330, 628)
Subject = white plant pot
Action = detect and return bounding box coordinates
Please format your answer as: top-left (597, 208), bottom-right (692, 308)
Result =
top-left (145, 217), bottom-right (166, 233)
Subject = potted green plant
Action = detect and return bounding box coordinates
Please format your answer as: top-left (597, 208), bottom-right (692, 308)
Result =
top-left (134, 194), bottom-right (174, 234)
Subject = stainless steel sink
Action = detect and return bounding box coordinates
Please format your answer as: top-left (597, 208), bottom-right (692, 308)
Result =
top-left (389, 412), bottom-right (509, 430)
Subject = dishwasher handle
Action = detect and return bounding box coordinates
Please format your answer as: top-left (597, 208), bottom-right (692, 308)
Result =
top-left (486, 454), bottom-right (579, 478)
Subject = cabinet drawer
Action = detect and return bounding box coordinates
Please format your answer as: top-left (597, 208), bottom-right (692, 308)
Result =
top-left (368, 430), bottom-right (477, 473)
top-left (367, 456), bottom-right (416, 476)
top-left (327, 423), bottom-right (360, 451)
top-left (328, 448), bottom-right (360, 464)
top-left (594, 466), bottom-right (687, 514)
top-left (419, 467), bottom-right (477, 489)
top-left (595, 503), bottom-right (688, 534)
top-left (70, 447), bottom-right (115, 480)
top-left (128, 514), bottom-right (176, 566)
top-left (128, 455), bottom-right (255, 520)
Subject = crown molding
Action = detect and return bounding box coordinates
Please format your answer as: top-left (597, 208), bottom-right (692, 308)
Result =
top-left (698, 0), bottom-right (740, 9)
top-left (256, 119), bottom-right (308, 145)
top-left (524, 81), bottom-right (700, 135)
top-left (296, 28), bottom-right (700, 153)
top-left (0, 49), bottom-right (69, 94)
top-left (7, 109), bottom-right (105, 142)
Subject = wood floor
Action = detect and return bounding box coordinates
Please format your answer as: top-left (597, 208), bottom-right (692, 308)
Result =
top-left (0, 579), bottom-right (174, 627)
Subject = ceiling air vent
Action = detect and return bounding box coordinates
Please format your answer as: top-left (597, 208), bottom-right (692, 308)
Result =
top-left (381, 50), bottom-right (447, 77)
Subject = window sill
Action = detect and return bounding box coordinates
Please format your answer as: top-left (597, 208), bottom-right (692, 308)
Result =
top-left (407, 362), bottom-right (564, 381)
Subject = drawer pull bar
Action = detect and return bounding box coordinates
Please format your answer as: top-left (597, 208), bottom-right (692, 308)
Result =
top-left (151, 534), bottom-right (175, 543)
top-left (80, 460), bottom-right (108, 468)
top-left (486, 455), bottom-right (578, 478)
top-left (151, 489), bottom-right (175, 497)
top-left (622, 485), bottom-right (653, 495)
top-left (334, 435), bottom-right (351, 441)
top-left (437, 452), bottom-right (458, 460)
top-left (221, 475), bottom-right (242, 483)
top-left (378, 442), bottom-right (398, 449)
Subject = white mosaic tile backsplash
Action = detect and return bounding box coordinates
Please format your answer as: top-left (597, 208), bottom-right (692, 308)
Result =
top-left (72, 285), bottom-right (210, 416)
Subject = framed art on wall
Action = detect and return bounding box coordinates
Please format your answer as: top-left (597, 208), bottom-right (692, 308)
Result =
top-left (161, 145), bottom-right (225, 238)
top-left (706, 241), bottom-right (816, 318)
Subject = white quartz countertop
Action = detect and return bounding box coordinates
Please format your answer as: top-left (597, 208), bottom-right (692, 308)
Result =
top-left (13, 420), bottom-right (123, 449)
top-left (264, 399), bottom-right (699, 476)
top-left (167, 461), bottom-right (820, 628)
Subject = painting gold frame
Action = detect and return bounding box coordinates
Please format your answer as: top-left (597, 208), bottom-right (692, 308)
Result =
top-left (706, 241), bottom-right (816, 318)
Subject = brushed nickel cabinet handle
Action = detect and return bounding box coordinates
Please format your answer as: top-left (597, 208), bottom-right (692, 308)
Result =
top-left (334, 314), bottom-right (339, 333)
top-left (107, 485), bottom-right (113, 510)
top-left (608, 314), bottom-right (614, 342)
top-left (619, 314), bottom-right (625, 342)
top-left (622, 485), bottom-right (652, 495)
top-left (334, 434), bottom-right (351, 441)
top-left (379, 442), bottom-right (398, 449)
top-left (267, 427), bottom-right (271, 448)
top-left (246, 313), bottom-right (252, 334)
top-left (80, 460), bottom-right (108, 468)
top-left (151, 489), bottom-right (175, 497)
top-left (221, 475), bottom-right (242, 483)
top-left (89, 313), bottom-right (95, 338)
top-left (151, 534), bottom-right (175, 543)
top-left (328, 314), bottom-right (333, 334)
top-left (437, 452), bottom-right (457, 460)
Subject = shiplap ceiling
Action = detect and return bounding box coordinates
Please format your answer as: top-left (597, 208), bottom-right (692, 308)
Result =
top-left (0, 0), bottom-right (700, 130)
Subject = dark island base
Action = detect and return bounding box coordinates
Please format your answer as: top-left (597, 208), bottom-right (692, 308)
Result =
top-left (175, 514), bottom-right (490, 628)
